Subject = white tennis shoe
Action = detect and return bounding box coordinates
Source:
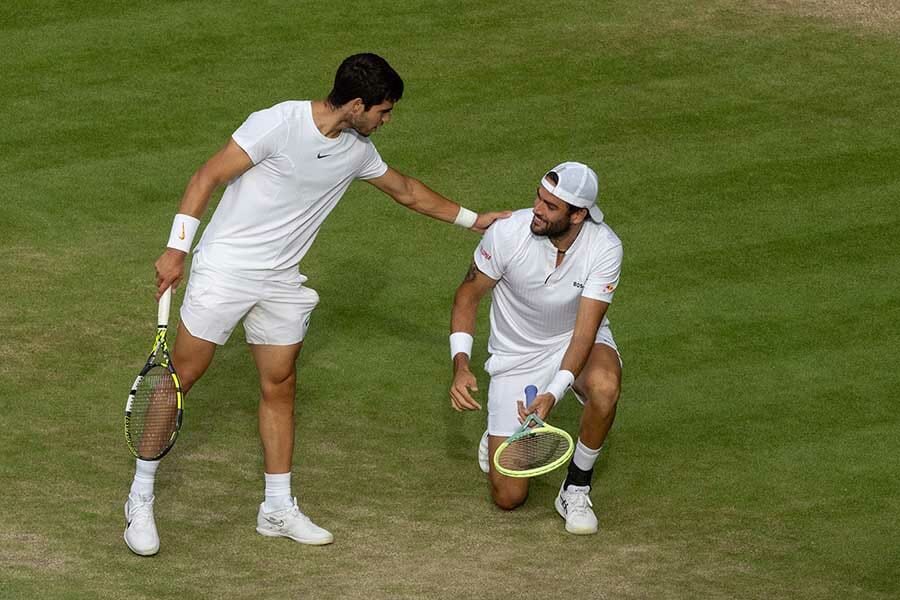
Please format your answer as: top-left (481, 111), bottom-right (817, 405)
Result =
top-left (256, 498), bottom-right (334, 545)
top-left (478, 430), bottom-right (489, 473)
top-left (124, 493), bottom-right (160, 556)
top-left (555, 483), bottom-right (598, 535)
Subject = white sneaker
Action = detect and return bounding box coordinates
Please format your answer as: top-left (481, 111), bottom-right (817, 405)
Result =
top-left (555, 483), bottom-right (598, 535)
top-left (478, 430), bottom-right (489, 473)
top-left (256, 497), bottom-right (334, 545)
top-left (124, 494), bottom-right (160, 556)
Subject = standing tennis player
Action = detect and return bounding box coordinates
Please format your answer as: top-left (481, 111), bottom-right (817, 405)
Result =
top-left (448, 161), bottom-right (623, 535)
top-left (123, 53), bottom-right (509, 555)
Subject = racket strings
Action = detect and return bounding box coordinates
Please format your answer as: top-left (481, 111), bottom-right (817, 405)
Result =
top-left (497, 430), bottom-right (569, 471)
top-left (129, 367), bottom-right (179, 457)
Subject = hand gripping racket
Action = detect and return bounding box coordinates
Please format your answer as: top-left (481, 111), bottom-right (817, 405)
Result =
top-left (493, 385), bottom-right (574, 478)
top-left (124, 287), bottom-right (183, 460)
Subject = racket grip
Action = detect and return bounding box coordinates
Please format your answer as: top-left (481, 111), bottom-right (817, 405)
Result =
top-left (158, 287), bottom-right (172, 327)
top-left (524, 385), bottom-right (538, 407)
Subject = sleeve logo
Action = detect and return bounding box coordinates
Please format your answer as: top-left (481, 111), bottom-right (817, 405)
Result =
top-left (604, 283), bottom-right (616, 293)
top-left (479, 246), bottom-right (492, 261)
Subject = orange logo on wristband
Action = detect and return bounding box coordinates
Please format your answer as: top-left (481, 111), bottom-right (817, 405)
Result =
top-left (178, 224), bottom-right (185, 240)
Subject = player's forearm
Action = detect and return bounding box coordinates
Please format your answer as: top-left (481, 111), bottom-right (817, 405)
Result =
top-left (177, 168), bottom-right (222, 218)
top-left (450, 289), bottom-right (480, 368)
top-left (396, 177), bottom-right (463, 223)
top-left (450, 287), bottom-right (480, 335)
top-left (559, 335), bottom-right (596, 379)
top-left (164, 169), bottom-right (221, 255)
top-left (450, 310), bottom-right (477, 368)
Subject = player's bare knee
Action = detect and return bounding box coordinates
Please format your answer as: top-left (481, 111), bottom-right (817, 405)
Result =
top-left (259, 370), bottom-right (296, 402)
top-left (174, 364), bottom-right (205, 394)
top-left (489, 475), bottom-right (528, 510)
top-left (491, 487), bottom-right (527, 511)
top-left (581, 373), bottom-right (620, 417)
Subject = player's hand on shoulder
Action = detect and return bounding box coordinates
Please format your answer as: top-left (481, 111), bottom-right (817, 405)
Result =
top-left (518, 392), bottom-right (555, 423)
top-left (154, 248), bottom-right (187, 300)
top-left (450, 366), bottom-right (481, 412)
top-left (470, 210), bottom-right (512, 234)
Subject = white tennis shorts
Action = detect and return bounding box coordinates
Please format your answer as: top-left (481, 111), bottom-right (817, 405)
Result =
top-left (180, 255), bottom-right (318, 346)
top-left (486, 325), bottom-right (619, 437)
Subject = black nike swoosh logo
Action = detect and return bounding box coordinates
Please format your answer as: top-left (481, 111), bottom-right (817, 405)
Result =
top-left (316, 153), bottom-right (332, 159)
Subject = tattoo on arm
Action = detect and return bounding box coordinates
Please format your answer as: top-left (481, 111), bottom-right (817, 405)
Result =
top-left (464, 261), bottom-right (479, 282)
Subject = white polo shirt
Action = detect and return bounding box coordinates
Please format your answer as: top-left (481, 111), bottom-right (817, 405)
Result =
top-left (194, 100), bottom-right (388, 280)
top-left (474, 209), bottom-right (622, 373)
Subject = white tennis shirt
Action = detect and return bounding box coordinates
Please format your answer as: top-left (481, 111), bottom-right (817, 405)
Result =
top-left (194, 101), bottom-right (388, 279)
top-left (474, 209), bottom-right (623, 368)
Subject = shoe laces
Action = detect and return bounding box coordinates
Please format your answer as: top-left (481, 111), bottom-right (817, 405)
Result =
top-left (564, 488), bottom-right (593, 514)
top-left (128, 496), bottom-right (154, 525)
top-left (283, 502), bottom-right (312, 523)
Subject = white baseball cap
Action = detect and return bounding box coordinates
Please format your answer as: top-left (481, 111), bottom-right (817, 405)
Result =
top-left (540, 161), bottom-right (604, 223)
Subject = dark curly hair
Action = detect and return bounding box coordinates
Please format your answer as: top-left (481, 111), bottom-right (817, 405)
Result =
top-left (326, 53), bottom-right (404, 110)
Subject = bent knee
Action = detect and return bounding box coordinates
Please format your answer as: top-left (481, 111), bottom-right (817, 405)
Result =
top-left (492, 490), bottom-right (527, 511)
top-left (490, 481), bottom-right (528, 511)
top-left (578, 374), bottom-right (620, 410)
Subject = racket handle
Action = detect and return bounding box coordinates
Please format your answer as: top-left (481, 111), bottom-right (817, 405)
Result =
top-left (158, 287), bottom-right (172, 327)
top-left (524, 385), bottom-right (538, 407)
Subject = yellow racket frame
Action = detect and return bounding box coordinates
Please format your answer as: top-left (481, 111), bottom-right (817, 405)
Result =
top-left (493, 414), bottom-right (574, 478)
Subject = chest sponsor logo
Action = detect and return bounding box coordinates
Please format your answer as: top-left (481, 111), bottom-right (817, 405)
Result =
top-left (316, 152), bottom-right (332, 159)
top-left (479, 246), bottom-right (492, 261)
top-left (572, 280), bottom-right (585, 289)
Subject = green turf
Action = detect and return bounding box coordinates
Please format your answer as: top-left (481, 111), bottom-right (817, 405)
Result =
top-left (2, 1), bottom-right (899, 598)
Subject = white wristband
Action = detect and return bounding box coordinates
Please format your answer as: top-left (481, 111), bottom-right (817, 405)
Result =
top-left (167, 214), bottom-right (201, 253)
top-left (545, 370), bottom-right (575, 404)
top-left (449, 332), bottom-right (474, 360)
top-left (453, 207), bottom-right (478, 229)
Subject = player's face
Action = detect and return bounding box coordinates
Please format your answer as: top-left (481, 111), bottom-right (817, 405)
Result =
top-left (351, 100), bottom-right (395, 136)
top-left (531, 185), bottom-right (573, 237)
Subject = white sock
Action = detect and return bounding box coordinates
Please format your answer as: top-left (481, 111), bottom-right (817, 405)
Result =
top-left (263, 472), bottom-right (293, 512)
top-left (572, 439), bottom-right (602, 472)
top-left (130, 459), bottom-right (159, 498)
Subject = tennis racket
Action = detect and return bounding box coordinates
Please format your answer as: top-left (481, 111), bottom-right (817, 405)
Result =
top-left (493, 384), bottom-right (574, 478)
top-left (124, 287), bottom-right (183, 460)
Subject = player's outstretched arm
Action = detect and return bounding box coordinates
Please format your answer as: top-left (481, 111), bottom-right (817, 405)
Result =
top-left (366, 167), bottom-right (510, 233)
top-left (154, 139), bottom-right (254, 299)
top-left (448, 262), bottom-right (497, 411)
top-left (469, 211), bottom-right (512, 234)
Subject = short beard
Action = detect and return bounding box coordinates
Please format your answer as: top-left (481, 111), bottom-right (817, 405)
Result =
top-left (531, 216), bottom-right (571, 238)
